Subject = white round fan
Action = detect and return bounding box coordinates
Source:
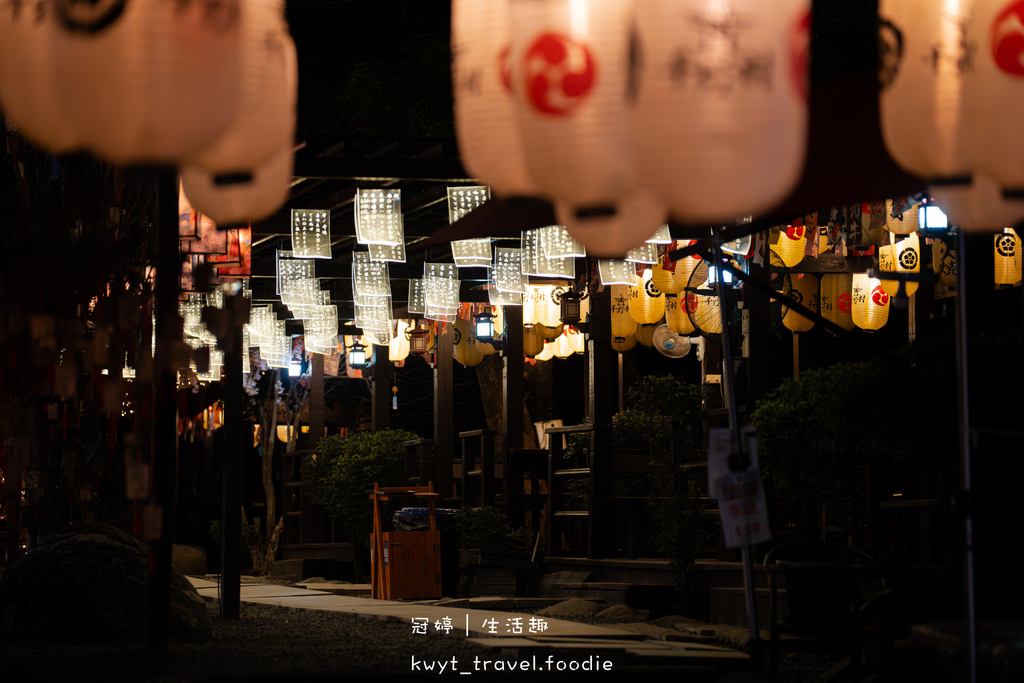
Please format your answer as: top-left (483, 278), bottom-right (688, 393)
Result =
top-left (652, 324), bottom-right (692, 359)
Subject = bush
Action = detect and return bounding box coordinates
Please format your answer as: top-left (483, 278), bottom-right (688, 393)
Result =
top-left (455, 506), bottom-right (532, 560)
top-left (301, 429), bottom-right (419, 562)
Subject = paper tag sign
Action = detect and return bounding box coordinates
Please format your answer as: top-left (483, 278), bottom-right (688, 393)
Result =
top-left (708, 427), bottom-right (772, 549)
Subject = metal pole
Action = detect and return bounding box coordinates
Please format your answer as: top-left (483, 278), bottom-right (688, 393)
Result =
top-left (711, 231), bottom-right (762, 669)
top-left (954, 228), bottom-right (977, 683)
top-left (147, 168), bottom-right (180, 656)
top-left (220, 311), bottom-right (243, 619)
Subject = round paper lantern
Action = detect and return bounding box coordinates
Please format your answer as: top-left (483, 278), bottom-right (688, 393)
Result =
top-left (820, 273), bottom-right (855, 332)
top-left (552, 332), bottom-right (574, 358)
top-left (636, 323), bottom-right (657, 347)
top-left (653, 241), bottom-right (698, 295)
top-left (665, 294), bottom-right (697, 335)
top-left (609, 284), bottom-right (637, 341)
top-left (535, 341), bottom-right (555, 361)
top-left (878, 0), bottom-right (975, 181)
top-left (523, 285), bottom-right (562, 327)
top-left (851, 273), bottom-right (890, 331)
top-left (454, 317), bottom-right (484, 367)
top-left (51, 0), bottom-right (242, 165)
top-left (0, 4), bottom-right (79, 152)
top-left (181, 142), bottom-right (294, 225)
top-left (565, 325), bottom-right (586, 353)
top-left (538, 324), bottom-right (563, 341)
top-left (390, 320), bottom-right (412, 362)
top-left (969, 0), bottom-right (1024, 190)
top-left (452, 0), bottom-right (537, 196)
top-left (523, 324), bottom-right (545, 356)
top-left (885, 199), bottom-right (920, 235)
top-left (880, 233), bottom-right (920, 297)
top-left (771, 223), bottom-right (809, 268)
top-left (995, 228), bottom-right (1023, 285)
top-left (508, 0), bottom-right (666, 256)
top-left (628, 269), bottom-right (666, 324)
top-left (631, 0), bottom-right (810, 223)
top-left (930, 174), bottom-right (1024, 231)
top-left (611, 333), bottom-right (637, 352)
top-left (783, 273), bottom-right (819, 333)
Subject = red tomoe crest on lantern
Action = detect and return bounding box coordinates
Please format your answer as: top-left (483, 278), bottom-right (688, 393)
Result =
top-left (785, 223), bottom-right (806, 240)
top-left (524, 32), bottom-right (596, 115)
top-left (790, 10), bottom-right (811, 101)
top-left (993, 0), bottom-right (1024, 77)
top-left (871, 285), bottom-right (889, 306)
top-left (684, 293), bottom-right (699, 314)
top-left (837, 292), bottom-right (852, 314)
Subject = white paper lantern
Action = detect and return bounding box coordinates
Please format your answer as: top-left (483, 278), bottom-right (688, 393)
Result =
top-left (183, 3), bottom-right (295, 179)
top-left (389, 320), bottom-right (412, 362)
top-left (612, 333), bottom-right (637, 352)
top-left (880, 233), bottom-right (921, 297)
top-left (552, 331), bottom-right (574, 358)
top-left (0, 2), bottom-right (79, 152)
top-left (878, 0), bottom-right (975, 181)
top-left (454, 317), bottom-right (484, 367)
top-left (565, 325), bottom-right (586, 354)
top-left (631, 0), bottom-right (810, 223)
top-left (452, 0), bottom-right (538, 197)
top-left (771, 223), bottom-right (810, 268)
top-left (820, 273), bottom-right (855, 332)
top-left (180, 142), bottom-right (294, 225)
top-left (509, 0), bottom-right (666, 256)
top-left (885, 199), bottom-right (920, 235)
top-left (851, 273), bottom-right (890, 331)
top-left (51, 0), bottom-right (242, 164)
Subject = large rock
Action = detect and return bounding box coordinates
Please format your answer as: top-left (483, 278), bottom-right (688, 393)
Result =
top-left (537, 599), bottom-right (604, 617)
top-left (0, 523), bottom-right (211, 643)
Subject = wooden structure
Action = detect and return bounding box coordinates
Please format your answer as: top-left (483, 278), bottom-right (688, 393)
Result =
top-left (368, 483), bottom-right (442, 600)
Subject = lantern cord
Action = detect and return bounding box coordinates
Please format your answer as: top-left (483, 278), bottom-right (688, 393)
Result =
top-left (953, 228), bottom-right (977, 683)
top-left (711, 231), bottom-right (762, 670)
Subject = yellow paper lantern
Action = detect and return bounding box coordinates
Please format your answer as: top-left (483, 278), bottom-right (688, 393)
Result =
top-left (609, 284), bottom-right (637, 341)
top-left (523, 325), bottom-right (544, 357)
top-left (628, 268), bottom-right (666, 325)
top-left (689, 294), bottom-right (722, 335)
top-left (665, 294), bottom-right (697, 335)
top-left (770, 224), bottom-right (809, 268)
top-left (851, 273), bottom-right (890, 331)
top-left (523, 285), bottom-right (562, 327)
top-left (884, 199), bottom-right (920, 235)
top-left (636, 324), bottom-right (657, 347)
top-left (611, 333), bottom-right (637, 352)
top-left (652, 241), bottom-right (697, 295)
top-left (880, 233), bottom-right (921, 297)
top-left (995, 228), bottom-right (1023, 285)
top-left (389, 320), bottom-right (412, 362)
top-left (552, 332), bottom-right (574, 358)
top-left (538, 324), bottom-right (563, 341)
top-left (454, 317), bottom-right (484, 367)
top-left (931, 238), bottom-right (958, 287)
top-left (820, 273), bottom-right (854, 332)
top-left (782, 273), bottom-right (819, 333)
top-left (565, 325), bottom-right (586, 354)
top-left (535, 341), bottom-right (555, 361)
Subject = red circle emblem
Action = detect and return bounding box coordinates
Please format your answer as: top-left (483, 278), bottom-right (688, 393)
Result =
top-left (993, 1), bottom-right (1024, 76)
top-left (523, 33), bottom-right (596, 116)
top-left (684, 293), bottom-right (699, 314)
top-left (688, 239), bottom-right (702, 260)
top-left (871, 285), bottom-right (890, 306)
top-left (837, 292), bottom-right (851, 314)
top-left (790, 11), bottom-right (811, 101)
top-left (785, 224), bottom-right (806, 241)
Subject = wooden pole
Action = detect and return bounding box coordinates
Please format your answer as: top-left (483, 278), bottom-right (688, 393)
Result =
top-left (372, 356), bottom-right (390, 432)
top-left (433, 324), bottom-right (454, 501)
top-left (219, 309), bottom-right (243, 619)
top-left (309, 353), bottom-right (325, 451)
top-left (503, 307), bottom-right (524, 455)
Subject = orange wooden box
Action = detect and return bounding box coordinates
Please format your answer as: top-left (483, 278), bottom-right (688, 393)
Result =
top-left (371, 530), bottom-right (442, 600)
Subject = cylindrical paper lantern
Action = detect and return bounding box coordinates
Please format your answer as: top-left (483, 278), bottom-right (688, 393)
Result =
top-left (535, 341), bottom-right (555, 361)
top-left (181, 142), bottom-right (294, 225)
top-left (552, 332), bottom-right (574, 358)
top-left (653, 241), bottom-right (698, 295)
top-left (881, 234), bottom-right (921, 297)
top-left (930, 174), bottom-right (1024, 232)
top-left (390, 320), bottom-right (412, 362)
top-left (538, 324), bottom-right (563, 341)
top-left (52, 0), bottom-right (242, 164)
top-left (665, 294), bottom-right (697, 335)
top-left (878, 0), bottom-right (975, 181)
top-left (0, 4), bottom-right (79, 152)
top-left (452, 0), bottom-right (537, 196)
top-left (783, 273), bottom-right (819, 333)
top-left (565, 325), bottom-right (585, 353)
top-left (820, 273), bottom-right (854, 332)
top-left (454, 317), bottom-right (484, 367)
top-left (523, 285), bottom-right (562, 327)
top-left (632, 0), bottom-right (810, 223)
top-left (932, 238), bottom-right (959, 287)
top-left (509, 0), bottom-right (666, 256)
top-left (885, 199), bottom-right (920, 235)
top-left (771, 223), bottom-right (809, 268)
top-left (609, 284), bottom-right (637, 340)
top-left (628, 269), bottom-right (665, 324)
top-left (995, 228), bottom-right (1023, 285)
top-left (851, 273), bottom-right (890, 331)
top-left (523, 324), bottom-right (545, 356)
top-left (636, 323), bottom-right (656, 347)
top-left (611, 333), bottom-right (637, 352)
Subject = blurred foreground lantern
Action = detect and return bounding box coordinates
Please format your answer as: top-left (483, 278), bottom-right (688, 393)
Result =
top-left (51, 0), bottom-right (242, 164)
top-left (820, 273), bottom-right (854, 332)
top-left (930, 174), bottom-right (1024, 232)
top-left (851, 273), bottom-right (890, 331)
top-left (508, 0), bottom-right (666, 256)
top-left (782, 274), bottom-right (819, 333)
top-left (631, 0), bottom-right (810, 223)
top-left (995, 228), bottom-right (1023, 285)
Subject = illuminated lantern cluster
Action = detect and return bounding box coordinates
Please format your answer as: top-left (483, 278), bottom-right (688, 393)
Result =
top-left (453, 0), bottom-right (810, 256)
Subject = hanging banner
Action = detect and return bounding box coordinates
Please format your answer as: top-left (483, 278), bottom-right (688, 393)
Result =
top-left (708, 426), bottom-right (771, 549)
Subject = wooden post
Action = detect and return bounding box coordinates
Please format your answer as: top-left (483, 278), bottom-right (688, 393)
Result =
top-left (587, 287), bottom-right (616, 426)
top-left (147, 169), bottom-right (180, 656)
top-left (220, 315), bottom-right (243, 620)
top-left (309, 353), bottom-right (325, 450)
top-left (745, 260), bottom-right (773, 408)
top-left (372, 356), bottom-right (390, 432)
top-left (503, 306), bottom-right (525, 455)
top-left (433, 324), bottom-right (454, 501)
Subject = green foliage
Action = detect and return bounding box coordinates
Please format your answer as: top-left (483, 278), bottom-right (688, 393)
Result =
top-left (455, 506), bottom-right (532, 560)
top-left (207, 519), bottom-right (260, 570)
top-left (301, 429), bottom-right (419, 552)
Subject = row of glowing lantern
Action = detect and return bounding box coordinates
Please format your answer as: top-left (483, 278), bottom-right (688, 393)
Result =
top-left (452, 0), bottom-right (811, 256)
top-left (0, 0), bottom-right (297, 226)
top-left (454, 0), bottom-right (1024, 256)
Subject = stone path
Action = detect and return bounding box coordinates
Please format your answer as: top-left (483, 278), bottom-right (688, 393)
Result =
top-left (189, 577), bottom-right (749, 670)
